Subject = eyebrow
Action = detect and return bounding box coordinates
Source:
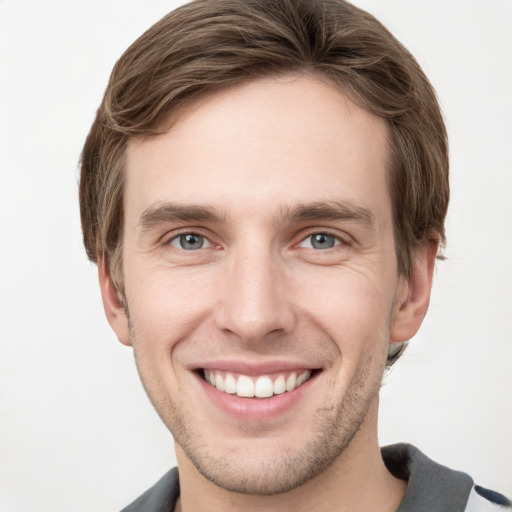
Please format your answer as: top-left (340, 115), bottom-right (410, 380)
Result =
top-left (138, 200), bottom-right (375, 230)
top-left (277, 200), bottom-right (375, 227)
top-left (139, 203), bottom-right (224, 229)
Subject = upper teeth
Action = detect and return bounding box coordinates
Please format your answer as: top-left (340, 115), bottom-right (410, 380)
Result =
top-left (204, 370), bottom-right (312, 398)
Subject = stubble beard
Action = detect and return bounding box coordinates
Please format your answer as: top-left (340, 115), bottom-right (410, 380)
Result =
top-left (130, 326), bottom-right (388, 496)
top-left (178, 362), bottom-right (383, 496)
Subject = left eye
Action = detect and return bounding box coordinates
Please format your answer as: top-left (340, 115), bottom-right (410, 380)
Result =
top-left (299, 233), bottom-right (340, 250)
top-left (169, 233), bottom-right (211, 250)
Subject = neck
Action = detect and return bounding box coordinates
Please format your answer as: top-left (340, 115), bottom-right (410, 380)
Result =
top-left (175, 399), bottom-right (406, 512)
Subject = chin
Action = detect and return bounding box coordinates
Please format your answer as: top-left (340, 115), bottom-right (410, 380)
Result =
top-left (174, 390), bottom-right (377, 496)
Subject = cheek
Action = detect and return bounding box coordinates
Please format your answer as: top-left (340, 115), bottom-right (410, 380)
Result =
top-left (293, 268), bottom-right (396, 352)
top-left (124, 265), bottom-right (216, 350)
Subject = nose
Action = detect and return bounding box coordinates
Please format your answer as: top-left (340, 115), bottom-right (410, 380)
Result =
top-left (214, 246), bottom-right (296, 343)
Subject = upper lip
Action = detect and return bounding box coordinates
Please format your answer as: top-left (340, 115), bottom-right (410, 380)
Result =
top-left (189, 359), bottom-right (321, 376)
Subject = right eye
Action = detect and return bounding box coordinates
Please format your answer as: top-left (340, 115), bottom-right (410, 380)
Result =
top-left (297, 232), bottom-right (344, 250)
top-left (299, 233), bottom-right (340, 250)
top-left (168, 233), bottom-right (211, 250)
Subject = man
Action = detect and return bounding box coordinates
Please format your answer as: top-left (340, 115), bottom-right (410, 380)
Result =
top-left (79, 0), bottom-right (510, 510)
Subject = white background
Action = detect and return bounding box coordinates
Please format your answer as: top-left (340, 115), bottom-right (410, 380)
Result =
top-left (0, 1), bottom-right (511, 511)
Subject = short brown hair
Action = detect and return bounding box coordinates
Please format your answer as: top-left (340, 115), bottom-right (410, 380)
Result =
top-left (80, 0), bottom-right (449, 315)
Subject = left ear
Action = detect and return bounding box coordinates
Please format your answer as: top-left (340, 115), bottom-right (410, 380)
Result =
top-left (98, 256), bottom-right (131, 346)
top-left (390, 240), bottom-right (438, 342)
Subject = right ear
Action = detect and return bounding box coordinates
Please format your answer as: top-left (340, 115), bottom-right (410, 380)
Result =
top-left (98, 257), bottom-right (131, 346)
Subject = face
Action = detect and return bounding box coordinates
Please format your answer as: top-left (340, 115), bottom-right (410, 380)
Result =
top-left (101, 75), bottom-right (431, 495)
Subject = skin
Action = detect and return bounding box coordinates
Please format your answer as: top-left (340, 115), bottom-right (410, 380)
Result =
top-left (100, 75), bottom-right (437, 511)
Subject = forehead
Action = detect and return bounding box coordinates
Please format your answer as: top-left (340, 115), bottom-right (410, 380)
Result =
top-left (124, 75), bottom-right (391, 223)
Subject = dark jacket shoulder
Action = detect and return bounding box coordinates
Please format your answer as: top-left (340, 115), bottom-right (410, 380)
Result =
top-left (120, 467), bottom-right (179, 512)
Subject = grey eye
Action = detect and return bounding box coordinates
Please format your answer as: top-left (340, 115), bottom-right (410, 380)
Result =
top-left (309, 233), bottom-right (337, 250)
top-left (170, 233), bottom-right (208, 250)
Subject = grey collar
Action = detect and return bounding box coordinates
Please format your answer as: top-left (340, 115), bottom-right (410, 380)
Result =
top-left (382, 443), bottom-right (473, 512)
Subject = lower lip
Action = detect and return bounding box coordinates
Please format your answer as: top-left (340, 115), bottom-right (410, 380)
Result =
top-left (195, 372), bottom-right (318, 421)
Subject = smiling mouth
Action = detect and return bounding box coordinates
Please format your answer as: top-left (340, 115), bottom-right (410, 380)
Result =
top-left (201, 369), bottom-right (318, 398)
